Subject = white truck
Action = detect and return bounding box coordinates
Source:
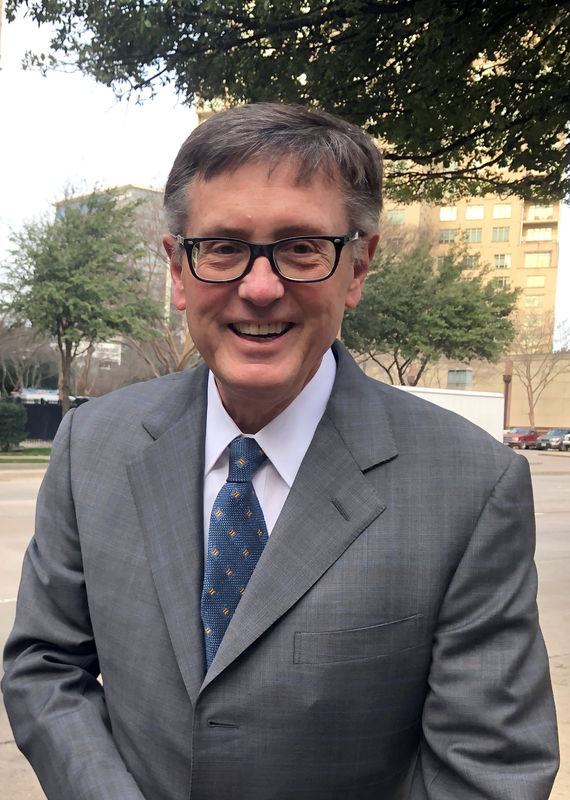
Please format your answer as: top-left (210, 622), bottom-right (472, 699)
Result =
top-left (395, 386), bottom-right (504, 442)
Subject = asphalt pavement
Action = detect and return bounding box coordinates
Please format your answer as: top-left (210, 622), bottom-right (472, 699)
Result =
top-left (0, 451), bottom-right (568, 799)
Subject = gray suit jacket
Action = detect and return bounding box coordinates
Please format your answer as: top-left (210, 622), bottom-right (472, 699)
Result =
top-left (2, 342), bottom-right (558, 799)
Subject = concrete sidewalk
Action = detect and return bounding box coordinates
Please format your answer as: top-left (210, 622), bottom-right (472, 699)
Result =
top-left (0, 453), bottom-right (568, 798)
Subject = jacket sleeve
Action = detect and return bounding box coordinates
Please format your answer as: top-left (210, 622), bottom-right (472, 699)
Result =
top-left (411, 454), bottom-right (559, 799)
top-left (1, 410), bottom-right (146, 800)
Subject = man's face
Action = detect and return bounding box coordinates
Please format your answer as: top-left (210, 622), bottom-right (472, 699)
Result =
top-left (166, 159), bottom-right (378, 429)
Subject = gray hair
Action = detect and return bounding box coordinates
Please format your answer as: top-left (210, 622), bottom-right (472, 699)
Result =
top-left (164, 103), bottom-right (383, 248)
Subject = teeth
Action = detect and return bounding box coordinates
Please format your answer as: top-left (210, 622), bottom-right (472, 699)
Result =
top-left (234, 322), bottom-right (289, 336)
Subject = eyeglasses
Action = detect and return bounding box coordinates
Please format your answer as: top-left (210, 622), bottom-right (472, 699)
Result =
top-left (175, 232), bottom-right (361, 283)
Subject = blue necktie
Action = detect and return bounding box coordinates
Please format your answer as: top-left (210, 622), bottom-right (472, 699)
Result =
top-left (201, 437), bottom-right (269, 668)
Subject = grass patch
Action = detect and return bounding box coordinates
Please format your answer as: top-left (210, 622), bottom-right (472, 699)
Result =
top-left (0, 447), bottom-right (51, 463)
top-left (3, 447), bottom-right (51, 456)
top-left (0, 457), bottom-right (50, 464)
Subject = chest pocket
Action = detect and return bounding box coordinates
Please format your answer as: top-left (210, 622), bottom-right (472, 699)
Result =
top-left (293, 613), bottom-right (422, 664)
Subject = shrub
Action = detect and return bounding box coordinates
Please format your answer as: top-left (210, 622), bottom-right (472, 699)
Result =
top-left (0, 402), bottom-right (28, 451)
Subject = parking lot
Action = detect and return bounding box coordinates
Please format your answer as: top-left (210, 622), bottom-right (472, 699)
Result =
top-left (0, 451), bottom-right (569, 799)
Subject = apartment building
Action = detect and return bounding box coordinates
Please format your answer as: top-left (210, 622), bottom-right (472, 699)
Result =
top-left (381, 196), bottom-right (561, 341)
top-left (376, 196), bottom-right (568, 426)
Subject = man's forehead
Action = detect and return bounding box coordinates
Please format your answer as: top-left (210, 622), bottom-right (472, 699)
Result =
top-left (190, 155), bottom-right (343, 194)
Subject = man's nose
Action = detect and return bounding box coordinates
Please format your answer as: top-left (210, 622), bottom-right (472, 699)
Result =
top-left (238, 256), bottom-right (285, 305)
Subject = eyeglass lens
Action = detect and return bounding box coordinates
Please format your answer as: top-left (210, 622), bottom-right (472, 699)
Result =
top-left (191, 238), bottom-right (337, 281)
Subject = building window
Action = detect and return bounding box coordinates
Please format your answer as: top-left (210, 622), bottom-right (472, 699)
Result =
top-left (440, 206), bottom-right (457, 221)
top-left (525, 295), bottom-right (544, 308)
top-left (464, 228), bottom-right (482, 243)
top-left (465, 205), bottom-right (484, 220)
top-left (447, 368), bottom-right (473, 388)
top-left (493, 254), bottom-right (511, 269)
top-left (439, 229), bottom-right (456, 243)
top-left (387, 209), bottom-right (405, 225)
top-left (492, 227), bottom-right (510, 242)
top-left (437, 256), bottom-right (446, 269)
top-left (527, 204), bottom-right (553, 220)
top-left (526, 276), bottom-right (546, 288)
top-left (493, 204), bottom-right (512, 219)
top-left (493, 276), bottom-right (511, 288)
top-left (526, 227), bottom-right (552, 241)
top-left (463, 255), bottom-right (478, 268)
top-left (493, 277), bottom-right (511, 288)
top-left (524, 252), bottom-right (551, 268)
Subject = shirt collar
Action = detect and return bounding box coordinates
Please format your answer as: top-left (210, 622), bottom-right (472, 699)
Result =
top-left (205, 349), bottom-right (336, 487)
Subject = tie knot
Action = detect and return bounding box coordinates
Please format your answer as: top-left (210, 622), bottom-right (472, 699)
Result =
top-left (227, 437), bottom-right (266, 482)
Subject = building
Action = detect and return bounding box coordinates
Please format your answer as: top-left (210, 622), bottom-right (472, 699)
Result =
top-left (373, 195), bottom-right (568, 427)
top-left (381, 195), bottom-right (561, 341)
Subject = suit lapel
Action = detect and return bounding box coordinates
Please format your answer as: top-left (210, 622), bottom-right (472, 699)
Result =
top-left (127, 365), bottom-right (208, 705)
top-left (203, 343), bottom-right (398, 687)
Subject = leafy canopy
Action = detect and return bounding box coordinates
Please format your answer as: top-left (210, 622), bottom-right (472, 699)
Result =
top-left (7, 0), bottom-right (570, 200)
top-left (1, 189), bottom-right (161, 410)
top-left (342, 245), bottom-right (519, 385)
top-left (3, 190), bottom-right (159, 344)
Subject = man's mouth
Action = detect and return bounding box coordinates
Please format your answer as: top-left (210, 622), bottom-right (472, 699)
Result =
top-left (231, 322), bottom-right (292, 339)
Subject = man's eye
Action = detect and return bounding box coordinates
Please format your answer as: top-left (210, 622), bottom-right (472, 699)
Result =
top-left (203, 241), bottom-right (240, 256)
top-left (282, 240), bottom-right (319, 255)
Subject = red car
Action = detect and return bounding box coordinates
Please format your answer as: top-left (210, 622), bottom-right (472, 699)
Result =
top-left (503, 427), bottom-right (539, 450)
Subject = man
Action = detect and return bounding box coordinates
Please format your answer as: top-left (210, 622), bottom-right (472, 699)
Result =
top-left (2, 104), bottom-right (558, 799)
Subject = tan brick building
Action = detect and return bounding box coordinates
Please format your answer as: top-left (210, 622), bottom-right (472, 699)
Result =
top-left (371, 196), bottom-right (569, 428)
top-left (381, 196), bottom-right (561, 338)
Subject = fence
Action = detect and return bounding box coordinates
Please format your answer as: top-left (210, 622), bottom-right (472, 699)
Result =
top-left (21, 402), bottom-right (63, 441)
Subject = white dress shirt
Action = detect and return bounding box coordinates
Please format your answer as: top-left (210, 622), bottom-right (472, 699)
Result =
top-left (203, 349), bottom-right (336, 553)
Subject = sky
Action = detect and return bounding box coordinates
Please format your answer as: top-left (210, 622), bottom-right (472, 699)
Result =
top-left (0, 9), bottom-right (198, 258)
top-left (0, 8), bottom-right (568, 334)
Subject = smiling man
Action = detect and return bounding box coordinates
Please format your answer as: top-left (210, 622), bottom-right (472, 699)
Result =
top-left (2, 104), bottom-right (558, 800)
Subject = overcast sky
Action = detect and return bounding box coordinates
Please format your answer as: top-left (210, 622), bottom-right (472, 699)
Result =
top-left (0, 8), bottom-right (568, 332)
top-left (0, 9), bottom-right (198, 258)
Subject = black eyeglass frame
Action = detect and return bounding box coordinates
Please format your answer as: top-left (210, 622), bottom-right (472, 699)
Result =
top-left (175, 232), bottom-right (361, 284)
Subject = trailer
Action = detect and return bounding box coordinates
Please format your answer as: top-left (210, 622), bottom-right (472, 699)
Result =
top-left (395, 386), bottom-right (504, 442)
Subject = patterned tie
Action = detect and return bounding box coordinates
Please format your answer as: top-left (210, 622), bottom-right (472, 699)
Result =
top-left (201, 436), bottom-right (269, 668)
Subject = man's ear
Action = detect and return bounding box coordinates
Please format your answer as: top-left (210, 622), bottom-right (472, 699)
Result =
top-left (163, 234), bottom-right (187, 311)
top-left (345, 233), bottom-right (379, 309)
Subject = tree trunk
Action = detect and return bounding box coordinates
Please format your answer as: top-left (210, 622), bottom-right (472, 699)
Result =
top-left (526, 384), bottom-right (536, 428)
top-left (58, 340), bottom-right (74, 415)
top-left (76, 343), bottom-right (94, 396)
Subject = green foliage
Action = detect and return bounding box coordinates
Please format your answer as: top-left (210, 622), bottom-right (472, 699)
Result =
top-left (0, 402), bottom-right (27, 451)
top-left (1, 189), bottom-right (162, 411)
top-left (342, 245), bottom-right (519, 385)
top-left (6, 0), bottom-right (569, 200)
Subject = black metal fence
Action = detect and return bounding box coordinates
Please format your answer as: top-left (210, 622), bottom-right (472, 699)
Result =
top-left (21, 403), bottom-right (63, 441)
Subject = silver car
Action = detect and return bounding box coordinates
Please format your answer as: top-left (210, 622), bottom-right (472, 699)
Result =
top-left (535, 428), bottom-right (570, 450)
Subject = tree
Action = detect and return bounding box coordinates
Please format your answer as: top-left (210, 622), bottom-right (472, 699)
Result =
top-left (511, 314), bottom-right (570, 428)
top-left (7, 0), bottom-right (569, 200)
top-left (1, 190), bottom-right (161, 414)
top-left (342, 245), bottom-right (518, 385)
top-left (0, 317), bottom-right (59, 396)
top-left (0, 402), bottom-right (27, 451)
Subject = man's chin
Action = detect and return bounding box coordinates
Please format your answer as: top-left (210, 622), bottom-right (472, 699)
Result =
top-left (215, 363), bottom-right (307, 403)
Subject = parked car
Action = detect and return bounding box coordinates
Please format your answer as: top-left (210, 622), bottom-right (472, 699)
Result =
top-left (503, 427), bottom-right (539, 450)
top-left (562, 432), bottom-right (570, 452)
top-left (535, 428), bottom-right (570, 451)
